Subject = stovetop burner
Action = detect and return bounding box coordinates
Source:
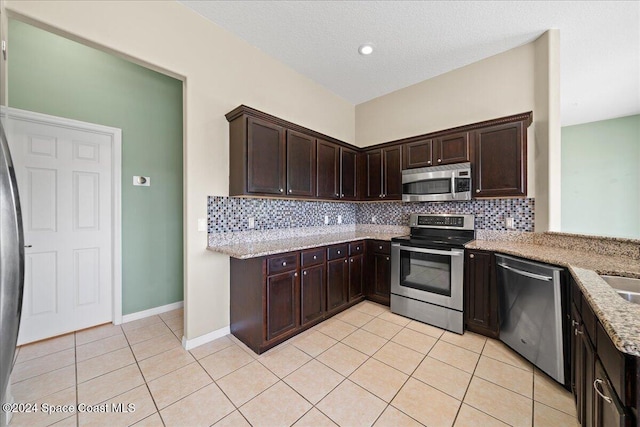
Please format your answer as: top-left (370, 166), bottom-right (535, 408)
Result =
top-left (393, 213), bottom-right (476, 249)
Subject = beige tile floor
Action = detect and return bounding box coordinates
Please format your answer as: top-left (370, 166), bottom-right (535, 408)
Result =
top-left (7, 302), bottom-right (579, 427)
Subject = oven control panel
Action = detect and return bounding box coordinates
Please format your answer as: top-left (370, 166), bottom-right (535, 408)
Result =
top-left (409, 214), bottom-right (475, 230)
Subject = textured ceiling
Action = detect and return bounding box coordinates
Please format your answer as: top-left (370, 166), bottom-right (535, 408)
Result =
top-left (179, 1), bottom-right (640, 126)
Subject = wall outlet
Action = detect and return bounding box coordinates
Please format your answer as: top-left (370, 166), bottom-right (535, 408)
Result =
top-left (197, 218), bottom-right (207, 232)
top-left (505, 217), bottom-right (515, 229)
top-left (337, 215), bottom-right (342, 224)
top-left (324, 215), bottom-right (329, 225)
top-left (371, 216), bottom-right (376, 223)
top-left (248, 217), bottom-right (255, 229)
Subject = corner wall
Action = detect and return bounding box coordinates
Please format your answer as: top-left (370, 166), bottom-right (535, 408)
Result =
top-left (3, 0), bottom-right (355, 341)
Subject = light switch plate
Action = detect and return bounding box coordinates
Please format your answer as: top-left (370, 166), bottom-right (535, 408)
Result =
top-left (248, 217), bottom-right (255, 229)
top-left (505, 217), bottom-right (515, 229)
top-left (337, 215), bottom-right (342, 224)
top-left (324, 215), bottom-right (329, 225)
top-left (133, 176), bottom-right (150, 186)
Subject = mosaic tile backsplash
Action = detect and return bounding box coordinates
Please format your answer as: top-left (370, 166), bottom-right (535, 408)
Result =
top-left (208, 196), bottom-right (534, 233)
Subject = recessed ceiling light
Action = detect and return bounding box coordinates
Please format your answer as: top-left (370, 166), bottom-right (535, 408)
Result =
top-left (358, 44), bottom-right (374, 55)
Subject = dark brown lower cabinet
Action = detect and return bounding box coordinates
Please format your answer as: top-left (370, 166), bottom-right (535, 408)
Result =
top-left (366, 241), bottom-right (391, 306)
top-left (327, 256), bottom-right (349, 314)
top-left (570, 278), bottom-right (636, 427)
top-left (349, 254), bottom-right (364, 300)
top-left (464, 249), bottom-right (499, 338)
top-left (300, 264), bottom-right (325, 326)
top-left (265, 270), bottom-right (299, 341)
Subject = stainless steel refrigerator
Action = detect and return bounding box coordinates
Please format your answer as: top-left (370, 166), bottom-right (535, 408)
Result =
top-left (0, 118), bottom-right (25, 414)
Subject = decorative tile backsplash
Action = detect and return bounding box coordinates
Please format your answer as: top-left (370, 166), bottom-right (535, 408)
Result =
top-left (357, 199), bottom-right (535, 232)
top-left (208, 196), bottom-right (535, 233)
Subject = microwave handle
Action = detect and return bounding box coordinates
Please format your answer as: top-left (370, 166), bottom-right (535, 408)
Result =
top-left (451, 175), bottom-right (456, 197)
top-left (396, 245), bottom-right (463, 257)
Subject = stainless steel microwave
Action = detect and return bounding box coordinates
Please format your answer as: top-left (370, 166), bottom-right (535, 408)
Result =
top-left (402, 162), bottom-right (472, 202)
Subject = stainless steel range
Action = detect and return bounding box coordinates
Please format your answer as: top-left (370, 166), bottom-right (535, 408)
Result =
top-left (391, 213), bottom-right (475, 334)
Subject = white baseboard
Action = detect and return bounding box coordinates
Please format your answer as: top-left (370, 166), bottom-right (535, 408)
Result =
top-left (182, 326), bottom-right (231, 350)
top-left (120, 301), bottom-right (184, 324)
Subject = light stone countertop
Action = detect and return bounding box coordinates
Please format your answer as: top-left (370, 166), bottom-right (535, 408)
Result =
top-left (466, 239), bottom-right (640, 357)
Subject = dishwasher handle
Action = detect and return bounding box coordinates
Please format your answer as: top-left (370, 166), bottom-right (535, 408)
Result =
top-left (497, 262), bottom-right (553, 282)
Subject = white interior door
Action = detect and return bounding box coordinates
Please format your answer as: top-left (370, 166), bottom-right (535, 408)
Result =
top-left (5, 108), bottom-right (121, 345)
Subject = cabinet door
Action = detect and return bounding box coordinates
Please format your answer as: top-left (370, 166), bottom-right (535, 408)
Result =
top-left (247, 117), bottom-right (286, 194)
top-left (286, 130), bottom-right (315, 197)
top-left (593, 360), bottom-right (631, 427)
top-left (348, 255), bottom-right (363, 300)
top-left (316, 140), bottom-right (339, 199)
top-left (464, 250), bottom-right (499, 338)
top-left (473, 122), bottom-right (526, 197)
top-left (265, 271), bottom-right (298, 342)
top-left (403, 139), bottom-right (433, 169)
top-left (383, 146), bottom-right (402, 199)
top-left (434, 131), bottom-right (470, 165)
top-left (365, 150), bottom-right (383, 199)
top-left (372, 252), bottom-right (391, 305)
top-left (340, 147), bottom-right (358, 200)
top-left (327, 258), bottom-right (348, 312)
top-left (301, 264), bottom-right (325, 326)
top-left (572, 304), bottom-right (586, 425)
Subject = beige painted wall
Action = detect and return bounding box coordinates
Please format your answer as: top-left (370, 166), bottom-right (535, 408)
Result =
top-left (3, 0), bottom-right (355, 341)
top-left (355, 41), bottom-right (541, 199)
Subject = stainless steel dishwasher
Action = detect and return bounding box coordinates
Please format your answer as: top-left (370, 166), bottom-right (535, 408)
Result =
top-left (496, 254), bottom-right (566, 384)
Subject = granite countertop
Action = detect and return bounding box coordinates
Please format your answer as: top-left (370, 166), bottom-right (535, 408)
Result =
top-left (207, 225), bottom-right (408, 259)
top-left (467, 240), bottom-right (640, 357)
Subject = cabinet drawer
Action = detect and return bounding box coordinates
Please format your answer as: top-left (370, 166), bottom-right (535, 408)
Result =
top-left (372, 241), bottom-right (390, 254)
top-left (302, 248), bottom-right (325, 267)
top-left (327, 244), bottom-right (348, 260)
top-left (349, 241), bottom-right (365, 256)
top-left (267, 253), bottom-right (298, 275)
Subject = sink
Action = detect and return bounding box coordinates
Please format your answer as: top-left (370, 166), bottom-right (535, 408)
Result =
top-left (600, 275), bottom-right (640, 305)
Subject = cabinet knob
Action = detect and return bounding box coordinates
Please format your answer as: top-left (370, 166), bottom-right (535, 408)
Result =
top-left (282, 261), bottom-right (287, 266)
top-left (341, 194), bottom-right (344, 198)
top-left (337, 250), bottom-right (341, 254)
top-left (469, 254), bottom-right (475, 259)
top-left (382, 194), bottom-right (386, 198)
top-left (356, 247), bottom-right (360, 250)
top-left (280, 188), bottom-right (284, 193)
top-left (344, 259), bottom-right (348, 263)
top-left (336, 193), bottom-right (339, 197)
top-left (350, 259), bottom-right (354, 263)
top-left (288, 189), bottom-right (292, 193)
top-left (427, 160), bottom-right (432, 165)
top-left (313, 255), bottom-right (317, 260)
top-left (386, 257), bottom-right (389, 261)
top-left (303, 271), bottom-right (307, 276)
top-left (437, 158), bottom-right (442, 163)
top-left (294, 272), bottom-right (298, 277)
top-left (379, 246), bottom-right (383, 250)
top-left (476, 189), bottom-right (480, 193)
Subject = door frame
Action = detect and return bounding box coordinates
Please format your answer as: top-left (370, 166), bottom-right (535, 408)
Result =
top-left (1, 106), bottom-right (123, 325)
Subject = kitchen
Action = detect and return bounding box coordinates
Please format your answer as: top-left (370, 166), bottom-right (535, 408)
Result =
top-left (1, 1), bottom-right (639, 427)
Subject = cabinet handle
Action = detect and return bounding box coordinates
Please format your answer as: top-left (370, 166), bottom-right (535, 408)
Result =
top-left (303, 271), bottom-right (307, 276)
top-left (575, 327), bottom-right (583, 336)
top-left (279, 188), bottom-right (284, 193)
top-left (593, 379), bottom-right (612, 404)
top-left (469, 254), bottom-right (475, 259)
top-left (476, 189), bottom-right (481, 193)
top-left (282, 261), bottom-right (287, 266)
top-left (571, 320), bottom-right (580, 327)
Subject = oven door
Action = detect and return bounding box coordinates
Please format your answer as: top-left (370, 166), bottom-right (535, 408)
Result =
top-left (391, 243), bottom-right (464, 310)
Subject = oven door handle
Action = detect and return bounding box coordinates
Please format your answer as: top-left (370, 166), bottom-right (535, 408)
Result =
top-left (396, 245), bottom-right (463, 257)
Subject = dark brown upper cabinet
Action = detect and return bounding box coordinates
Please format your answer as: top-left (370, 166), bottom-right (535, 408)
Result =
top-left (434, 131), bottom-right (470, 165)
top-left (238, 116), bottom-right (286, 195)
top-left (403, 139), bottom-right (433, 169)
top-left (364, 146), bottom-right (402, 200)
top-left (473, 121), bottom-right (527, 198)
top-left (340, 147), bottom-right (358, 200)
top-left (286, 130), bottom-right (316, 197)
top-left (316, 139), bottom-right (340, 199)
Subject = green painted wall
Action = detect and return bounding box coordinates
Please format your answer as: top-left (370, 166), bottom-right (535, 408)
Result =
top-left (561, 114), bottom-right (640, 239)
top-left (8, 20), bottom-right (183, 314)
